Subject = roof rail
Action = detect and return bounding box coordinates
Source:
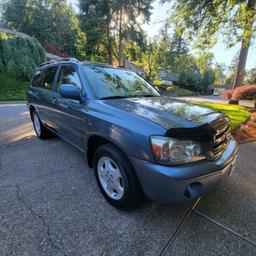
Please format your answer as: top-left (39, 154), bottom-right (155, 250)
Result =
top-left (39, 60), bottom-right (55, 67)
top-left (56, 58), bottom-right (79, 63)
top-left (39, 58), bottom-right (79, 67)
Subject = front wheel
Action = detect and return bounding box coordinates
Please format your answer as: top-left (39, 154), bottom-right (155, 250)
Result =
top-left (94, 144), bottom-right (143, 210)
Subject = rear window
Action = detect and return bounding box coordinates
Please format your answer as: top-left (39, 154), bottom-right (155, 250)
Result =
top-left (31, 70), bottom-right (43, 87)
top-left (41, 66), bottom-right (58, 90)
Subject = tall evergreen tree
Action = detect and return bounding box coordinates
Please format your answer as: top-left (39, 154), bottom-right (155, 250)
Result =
top-left (79, 0), bottom-right (154, 64)
top-left (4, 0), bottom-right (82, 56)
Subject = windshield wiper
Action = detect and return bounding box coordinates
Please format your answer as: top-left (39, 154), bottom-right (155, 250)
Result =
top-left (135, 94), bottom-right (160, 98)
top-left (100, 95), bottom-right (131, 100)
top-left (100, 94), bottom-right (160, 100)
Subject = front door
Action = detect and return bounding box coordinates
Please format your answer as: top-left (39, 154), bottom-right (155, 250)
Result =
top-left (50, 65), bottom-right (84, 149)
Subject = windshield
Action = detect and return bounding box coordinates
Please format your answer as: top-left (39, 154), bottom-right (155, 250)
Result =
top-left (82, 65), bottom-right (160, 99)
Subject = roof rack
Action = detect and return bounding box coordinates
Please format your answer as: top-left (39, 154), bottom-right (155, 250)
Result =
top-left (39, 57), bottom-right (79, 67)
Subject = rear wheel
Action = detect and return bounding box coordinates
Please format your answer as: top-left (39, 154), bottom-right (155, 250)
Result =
top-left (32, 111), bottom-right (52, 139)
top-left (94, 144), bottom-right (143, 210)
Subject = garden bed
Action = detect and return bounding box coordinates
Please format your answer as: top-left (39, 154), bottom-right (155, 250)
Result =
top-left (194, 102), bottom-right (256, 143)
top-left (232, 112), bottom-right (256, 143)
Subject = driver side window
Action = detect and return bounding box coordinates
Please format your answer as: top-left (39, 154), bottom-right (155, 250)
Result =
top-left (56, 65), bottom-right (82, 93)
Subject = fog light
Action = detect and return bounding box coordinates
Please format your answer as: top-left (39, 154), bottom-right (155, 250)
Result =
top-left (184, 182), bottom-right (202, 199)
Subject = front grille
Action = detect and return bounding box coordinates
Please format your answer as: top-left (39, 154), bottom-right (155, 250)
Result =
top-left (210, 117), bottom-right (230, 160)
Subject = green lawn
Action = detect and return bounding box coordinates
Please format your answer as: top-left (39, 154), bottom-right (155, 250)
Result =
top-left (174, 86), bottom-right (194, 96)
top-left (194, 102), bottom-right (250, 130)
top-left (0, 72), bottom-right (28, 101)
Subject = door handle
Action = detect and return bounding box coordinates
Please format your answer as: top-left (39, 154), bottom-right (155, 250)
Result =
top-left (51, 96), bottom-right (57, 103)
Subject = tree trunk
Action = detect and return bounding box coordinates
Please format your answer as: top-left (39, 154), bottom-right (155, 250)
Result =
top-left (118, 9), bottom-right (123, 66)
top-left (232, 0), bottom-right (256, 89)
top-left (232, 38), bottom-right (249, 89)
top-left (107, 20), bottom-right (113, 65)
top-left (107, 27), bottom-right (113, 65)
top-left (106, 2), bottom-right (113, 65)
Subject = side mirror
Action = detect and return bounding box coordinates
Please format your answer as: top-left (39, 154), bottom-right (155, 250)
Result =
top-left (60, 84), bottom-right (81, 101)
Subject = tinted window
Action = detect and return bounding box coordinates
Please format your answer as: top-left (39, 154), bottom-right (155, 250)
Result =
top-left (82, 66), bottom-right (160, 99)
top-left (31, 70), bottom-right (43, 87)
top-left (57, 65), bottom-right (82, 93)
top-left (41, 66), bottom-right (58, 90)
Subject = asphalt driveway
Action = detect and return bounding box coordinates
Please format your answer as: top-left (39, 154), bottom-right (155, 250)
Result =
top-left (1, 104), bottom-right (256, 256)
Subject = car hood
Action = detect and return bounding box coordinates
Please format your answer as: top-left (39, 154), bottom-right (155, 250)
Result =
top-left (102, 96), bottom-right (222, 130)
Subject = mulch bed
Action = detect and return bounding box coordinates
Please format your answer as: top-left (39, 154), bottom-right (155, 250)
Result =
top-left (232, 111), bottom-right (256, 144)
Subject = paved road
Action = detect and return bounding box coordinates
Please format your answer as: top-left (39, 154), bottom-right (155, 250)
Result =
top-left (179, 95), bottom-right (254, 108)
top-left (1, 104), bottom-right (256, 256)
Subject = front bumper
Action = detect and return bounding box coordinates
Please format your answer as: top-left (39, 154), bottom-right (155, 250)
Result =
top-left (130, 139), bottom-right (238, 203)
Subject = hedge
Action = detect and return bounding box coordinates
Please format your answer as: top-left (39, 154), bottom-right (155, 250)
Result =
top-left (0, 30), bottom-right (46, 80)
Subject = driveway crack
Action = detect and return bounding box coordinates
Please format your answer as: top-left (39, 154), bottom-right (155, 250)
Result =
top-left (193, 210), bottom-right (256, 247)
top-left (15, 184), bottom-right (67, 256)
top-left (158, 197), bottom-right (201, 256)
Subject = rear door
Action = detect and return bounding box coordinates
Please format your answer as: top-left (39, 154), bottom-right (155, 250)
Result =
top-left (29, 66), bottom-right (58, 127)
top-left (38, 66), bottom-right (59, 128)
top-left (50, 64), bottom-right (84, 149)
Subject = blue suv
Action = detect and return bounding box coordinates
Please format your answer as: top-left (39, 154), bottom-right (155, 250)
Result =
top-left (27, 58), bottom-right (238, 210)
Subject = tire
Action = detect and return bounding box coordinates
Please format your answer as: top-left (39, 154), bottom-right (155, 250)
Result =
top-left (93, 144), bottom-right (143, 210)
top-left (32, 110), bottom-right (52, 139)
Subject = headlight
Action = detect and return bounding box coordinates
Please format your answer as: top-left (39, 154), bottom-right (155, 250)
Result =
top-left (150, 136), bottom-right (205, 165)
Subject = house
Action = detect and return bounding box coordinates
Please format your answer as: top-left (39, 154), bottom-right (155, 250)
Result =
top-left (158, 67), bottom-right (179, 85)
top-left (208, 84), bottom-right (232, 96)
top-left (121, 57), bottom-right (147, 78)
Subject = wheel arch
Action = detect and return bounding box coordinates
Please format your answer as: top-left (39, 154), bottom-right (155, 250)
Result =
top-left (28, 105), bottom-right (36, 120)
top-left (86, 134), bottom-right (129, 169)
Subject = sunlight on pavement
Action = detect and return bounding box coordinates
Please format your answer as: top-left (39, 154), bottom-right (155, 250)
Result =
top-left (0, 122), bottom-right (35, 144)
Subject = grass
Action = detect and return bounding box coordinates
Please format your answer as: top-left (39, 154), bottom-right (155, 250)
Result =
top-left (174, 86), bottom-right (194, 97)
top-left (194, 102), bottom-right (250, 130)
top-left (0, 72), bottom-right (29, 101)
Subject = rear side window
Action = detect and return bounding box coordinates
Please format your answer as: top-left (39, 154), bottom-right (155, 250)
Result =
top-left (41, 66), bottom-right (58, 90)
top-left (31, 70), bottom-right (43, 87)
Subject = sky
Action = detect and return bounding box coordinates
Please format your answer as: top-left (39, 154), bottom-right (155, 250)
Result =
top-left (142, 1), bottom-right (256, 70)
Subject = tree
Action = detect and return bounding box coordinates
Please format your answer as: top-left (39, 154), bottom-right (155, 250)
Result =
top-left (195, 52), bottom-right (215, 90)
top-left (214, 63), bottom-right (227, 85)
top-left (79, 0), bottom-right (153, 65)
top-left (4, 0), bottom-right (82, 57)
top-left (140, 40), bottom-right (159, 80)
top-left (0, 30), bottom-right (46, 79)
top-left (74, 31), bottom-right (87, 60)
top-left (245, 68), bottom-right (256, 84)
top-left (157, 21), bottom-right (188, 70)
top-left (164, 0), bottom-right (256, 89)
top-left (171, 54), bottom-right (202, 91)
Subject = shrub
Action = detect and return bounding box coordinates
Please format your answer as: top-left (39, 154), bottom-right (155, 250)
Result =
top-left (174, 86), bottom-right (194, 96)
top-left (153, 79), bottom-right (163, 87)
top-left (0, 30), bottom-right (46, 80)
top-left (231, 85), bottom-right (256, 101)
top-left (221, 85), bottom-right (256, 101)
top-left (166, 86), bottom-right (174, 92)
top-left (221, 89), bottom-right (233, 100)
